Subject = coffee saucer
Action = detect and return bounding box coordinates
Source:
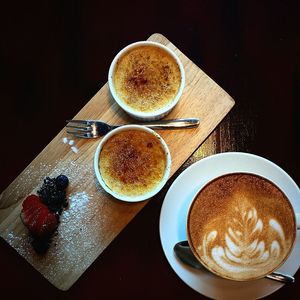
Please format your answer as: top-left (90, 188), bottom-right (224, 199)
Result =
top-left (159, 152), bottom-right (300, 299)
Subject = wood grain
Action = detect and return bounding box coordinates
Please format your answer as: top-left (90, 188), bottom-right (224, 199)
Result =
top-left (0, 33), bottom-right (234, 290)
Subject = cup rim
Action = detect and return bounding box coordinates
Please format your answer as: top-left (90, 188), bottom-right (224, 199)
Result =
top-left (94, 124), bottom-right (172, 202)
top-left (186, 171), bottom-right (298, 281)
top-left (108, 41), bottom-right (185, 120)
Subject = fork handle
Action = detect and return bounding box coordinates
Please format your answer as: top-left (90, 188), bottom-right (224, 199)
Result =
top-left (138, 118), bottom-right (200, 129)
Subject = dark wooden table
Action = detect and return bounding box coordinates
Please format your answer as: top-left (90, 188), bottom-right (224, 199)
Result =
top-left (1, 1), bottom-right (299, 299)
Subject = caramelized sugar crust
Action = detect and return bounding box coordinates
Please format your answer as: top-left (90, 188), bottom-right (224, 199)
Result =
top-left (114, 45), bottom-right (181, 112)
top-left (188, 173), bottom-right (296, 281)
top-left (99, 130), bottom-right (166, 196)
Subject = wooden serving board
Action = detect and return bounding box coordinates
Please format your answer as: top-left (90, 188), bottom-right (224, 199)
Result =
top-left (0, 33), bottom-right (234, 290)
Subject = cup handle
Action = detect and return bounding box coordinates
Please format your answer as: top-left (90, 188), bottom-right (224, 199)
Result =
top-left (296, 213), bottom-right (300, 230)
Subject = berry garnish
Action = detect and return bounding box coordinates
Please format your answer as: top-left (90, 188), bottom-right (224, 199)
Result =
top-left (20, 174), bottom-right (69, 253)
top-left (37, 175), bottom-right (69, 214)
top-left (55, 174), bottom-right (69, 190)
top-left (20, 195), bottom-right (59, 237)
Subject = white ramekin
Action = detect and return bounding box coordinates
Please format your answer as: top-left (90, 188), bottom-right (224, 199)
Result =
top-left (94, 125), bottom-right (172, 202)
top-left (108, 41), bottom-right (185, 121)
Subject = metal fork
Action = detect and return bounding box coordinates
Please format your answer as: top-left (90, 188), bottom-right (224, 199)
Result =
top-left (66, 118), bottom-right (200, 139)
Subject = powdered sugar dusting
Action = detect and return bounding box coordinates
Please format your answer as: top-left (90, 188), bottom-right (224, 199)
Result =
top-left (1, 162), bottom-right (55, 209)
top-left (54, 190), bottom-right (106, 268)
top-left (1, 151), bottom-right (110, 286)
top-left (5, 232), bottom-right (33, 257)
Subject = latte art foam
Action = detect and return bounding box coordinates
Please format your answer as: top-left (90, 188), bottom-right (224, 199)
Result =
top-left (188, 173), bottom-right (296, 281)
top-left (200, 203), bottom-right (288, 279)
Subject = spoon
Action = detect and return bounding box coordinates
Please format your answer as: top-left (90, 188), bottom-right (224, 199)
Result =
top-left (174, 241), bottom-right (295, 284)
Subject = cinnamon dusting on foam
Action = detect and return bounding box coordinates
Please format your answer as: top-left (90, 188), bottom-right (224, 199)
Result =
top-left (188, 173), bottom-right (296, 281)
top-left (99, 130), bottom-right (166, 196)
top-left (113, 45), bottom-right (181, 112)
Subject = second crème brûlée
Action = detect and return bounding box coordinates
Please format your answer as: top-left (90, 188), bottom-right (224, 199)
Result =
top-left (99, 129), bottom-right (167, 197)
top-left (113, 45), bottom-right (181, 112)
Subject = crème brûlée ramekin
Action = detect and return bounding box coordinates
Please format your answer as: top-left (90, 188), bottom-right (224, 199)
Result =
top-left (108, 41), bottom-right (185, 121)
top-left (94, 125), bottom-right (171, 202)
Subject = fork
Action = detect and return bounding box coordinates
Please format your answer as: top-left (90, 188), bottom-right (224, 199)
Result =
top-left (66, 118), bottom-right (200, 139)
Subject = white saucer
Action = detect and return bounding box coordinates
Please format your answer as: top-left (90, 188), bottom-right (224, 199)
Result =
top-left (159, 152), bottom-right (300, 300)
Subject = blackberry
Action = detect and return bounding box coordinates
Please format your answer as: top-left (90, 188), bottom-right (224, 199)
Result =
top-left (30, 233), bottom-right (53, 255)
top-left (37, 176), bottom-right (69, 214)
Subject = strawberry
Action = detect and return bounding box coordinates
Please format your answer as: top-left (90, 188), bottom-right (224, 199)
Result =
top-left (20, 195), bottom-right (59, 237)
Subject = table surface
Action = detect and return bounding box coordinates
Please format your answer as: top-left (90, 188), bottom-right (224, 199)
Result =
top-left (0, 1), bottom-right (299, 299)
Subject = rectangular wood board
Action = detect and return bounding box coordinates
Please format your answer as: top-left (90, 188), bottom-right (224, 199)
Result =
top-left (0, 33), bottom-right (234, 290)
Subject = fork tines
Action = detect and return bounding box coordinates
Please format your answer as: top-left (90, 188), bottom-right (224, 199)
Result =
top-left (66, 120), bottom-right (96, 139)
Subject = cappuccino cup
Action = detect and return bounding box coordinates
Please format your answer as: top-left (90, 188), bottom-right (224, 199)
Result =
top-left (187, 172), bottom-right (300, 281)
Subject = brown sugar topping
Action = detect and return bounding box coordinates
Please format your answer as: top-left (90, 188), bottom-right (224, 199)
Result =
top-left (99, 130), bottom-right (167, 196)
top-left (113, 45), bottom-right (181, 112)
